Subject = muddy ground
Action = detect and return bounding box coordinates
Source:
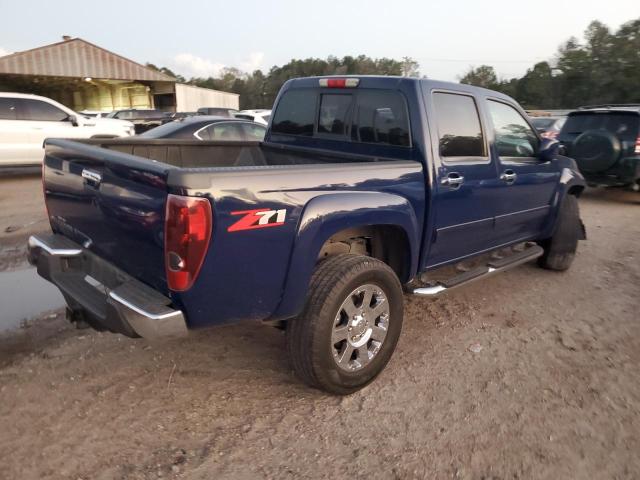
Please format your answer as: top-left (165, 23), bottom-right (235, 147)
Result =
top-left (0, 175), bottom-right (638, 479)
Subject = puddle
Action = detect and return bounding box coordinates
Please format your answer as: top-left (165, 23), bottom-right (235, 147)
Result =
top-left (0, 268), bottom-right (64, 332)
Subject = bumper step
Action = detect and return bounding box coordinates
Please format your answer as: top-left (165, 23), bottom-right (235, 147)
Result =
top-left (28, 234), bottom-right (187, 339)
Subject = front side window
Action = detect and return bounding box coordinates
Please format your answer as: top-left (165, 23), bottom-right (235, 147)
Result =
top-left (351, 91), bottom-right (410, 147)
top-left (196, 122), bottom-right (244, 141)
top-left (271, 89), bottom-right (316, 136)
top-left (432, 92), bottom-right (485, 158)
top-left (318, 94), bottom-right (352, 136)
top-left (21, 99), bottom-right (69, 122)
top-left (0, 98), bottom-right (19, 120)
top-left (488, 101), bottom-right (539, 158)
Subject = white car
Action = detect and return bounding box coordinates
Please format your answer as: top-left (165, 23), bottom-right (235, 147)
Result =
top-left (0, 93), bottom-right (134, 166)
top-left (233, 109), bottom-right (271, 126)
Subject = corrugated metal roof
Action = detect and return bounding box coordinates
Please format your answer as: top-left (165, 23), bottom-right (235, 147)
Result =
top-left (0, 38), bottom-right (175, 82)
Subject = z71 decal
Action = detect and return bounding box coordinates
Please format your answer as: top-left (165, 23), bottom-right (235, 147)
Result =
top-left (228, 208), bottom-right (287, 232)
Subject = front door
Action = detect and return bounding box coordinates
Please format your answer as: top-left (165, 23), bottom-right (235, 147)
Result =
top-left (485, 100), bottom-right (559, 244)
top-left (425, 90), bottom-right (502, 268)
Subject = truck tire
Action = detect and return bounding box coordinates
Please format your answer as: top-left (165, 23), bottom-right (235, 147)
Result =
top-left (286, 254), bottom-right (403, 395)
top-left (537, 194), bottom-right (581, 271)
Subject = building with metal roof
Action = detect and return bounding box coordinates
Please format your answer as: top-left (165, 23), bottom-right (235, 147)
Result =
top-left (0, 37), bottom-right (238, 113)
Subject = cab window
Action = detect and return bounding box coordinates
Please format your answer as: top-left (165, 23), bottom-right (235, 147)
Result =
top-left (432, 92), bottom-right (485, 159)
top-left (487, 101), bottom-right (539, 158)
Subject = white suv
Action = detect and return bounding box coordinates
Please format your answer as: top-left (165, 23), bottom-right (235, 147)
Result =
top-left (0, 93), bottom-right (135, 166)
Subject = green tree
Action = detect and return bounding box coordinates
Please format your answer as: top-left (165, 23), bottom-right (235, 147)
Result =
top-left (459, 65), bottom-right (498, 89)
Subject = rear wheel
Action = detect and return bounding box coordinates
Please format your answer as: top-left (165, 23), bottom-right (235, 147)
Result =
top-left (537, 194), bottom-right (581, 271)
top-left (286, 254), bottom-right (403, 395)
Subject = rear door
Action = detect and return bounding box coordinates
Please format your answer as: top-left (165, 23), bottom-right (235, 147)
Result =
top-left (0, 97), bottom-right (32, 165)
top-left (485, 99), bottom-right (558, 243)
top-left (425, 90), bottom-right (501, 267)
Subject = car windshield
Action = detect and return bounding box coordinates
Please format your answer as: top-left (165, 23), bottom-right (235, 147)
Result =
top-left (562, 112), bottom-right (640, 140)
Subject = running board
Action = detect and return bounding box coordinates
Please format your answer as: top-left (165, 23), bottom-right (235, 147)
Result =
top-left (412, 245), bottom-right (544, 296)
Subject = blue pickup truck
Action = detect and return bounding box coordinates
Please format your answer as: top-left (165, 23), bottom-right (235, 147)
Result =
top-left (28, 76), bottom-right (586, 394)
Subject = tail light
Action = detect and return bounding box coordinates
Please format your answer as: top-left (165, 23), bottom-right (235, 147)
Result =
top-left (635, 135), bottom-right (640, 154)
top-left (164, 194), bottom-right (212, 291)
top-left (319, 78), bottom-right (360, 88)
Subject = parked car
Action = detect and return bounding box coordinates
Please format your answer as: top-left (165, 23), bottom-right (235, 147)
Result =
top-left (558, 105), bottom-right (640, 189)
top-left (530, 116), bottom-right (566, 140)
top-left (160, 112), bottom-right (196, 124)
top-left (0, 92), bottom-right (134, 166)
top-left (106, 109), bottom-right (166, 134)
top-left (234, 109), bottom-right (271, 126)
top-left (140, 116), bottom-right (266, 141)
top-left (196, 107), bottom-right (238, 117)
top-left (28, 76), bottom-right (586, 394)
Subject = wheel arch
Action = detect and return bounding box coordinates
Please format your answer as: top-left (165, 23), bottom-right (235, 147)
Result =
top-left (270, 192), bottom-right (420, 321)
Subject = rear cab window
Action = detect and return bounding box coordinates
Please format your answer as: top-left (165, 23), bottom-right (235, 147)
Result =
top-left (271, 88), bottom-right (411, 147)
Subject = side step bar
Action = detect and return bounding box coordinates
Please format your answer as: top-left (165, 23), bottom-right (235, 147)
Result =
top-left (412, 245), bottom-right (544, 296)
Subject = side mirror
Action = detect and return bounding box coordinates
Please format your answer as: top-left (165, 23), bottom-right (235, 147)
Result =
top-left (538, 138), bottom-right (561, 162)
top-left (66, 115), bottom-right (79, 126)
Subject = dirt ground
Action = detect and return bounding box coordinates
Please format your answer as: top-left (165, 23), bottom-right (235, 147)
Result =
top-left (0, 176), bottom-right (639, 480)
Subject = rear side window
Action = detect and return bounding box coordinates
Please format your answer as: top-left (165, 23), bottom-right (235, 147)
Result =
top-left (196, 122), bottom-right (244, 141)
top-left (0, 98), bottom-right (19, 120)
top-left (487, 101), bottom-right (539, 158)
top-left (318, 94), bottom-right (352, 136)
top-left (562, 113), bottom-right (640, 141)
top-left (352, 91), bottom-right (410, 147)
top-left (21, 99), bottom-right (68, 122)
top-left (432, 93), bottom-right (485, 158)
top-left (271, 90), bottom-right (315, 136)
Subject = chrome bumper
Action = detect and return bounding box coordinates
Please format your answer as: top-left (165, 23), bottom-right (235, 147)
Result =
top-left (28, 234), bottom-right (188, 339)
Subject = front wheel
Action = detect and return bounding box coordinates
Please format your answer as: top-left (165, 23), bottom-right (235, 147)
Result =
top-left (537, 194), bottom-right (582, 271)
top-left (286, 254), bottom-right (404, 395)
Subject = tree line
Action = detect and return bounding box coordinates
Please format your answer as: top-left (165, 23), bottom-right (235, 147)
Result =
top-left (460, 18), bottom-right (640, 109)
top-left (150, 16), bottom-right (639, 111)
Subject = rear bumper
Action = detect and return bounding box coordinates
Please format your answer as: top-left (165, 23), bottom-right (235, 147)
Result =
top-left (27, 234), bottom-right (187, 339)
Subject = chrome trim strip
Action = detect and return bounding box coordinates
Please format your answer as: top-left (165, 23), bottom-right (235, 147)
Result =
top-left (108, 291), bottom-right (183, 321)
top-left (28, 236), bottom-right (82, 257)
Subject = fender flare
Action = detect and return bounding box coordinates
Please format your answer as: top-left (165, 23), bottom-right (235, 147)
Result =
top-left (270, 191), bottom-right (420, 320)
top-left (544, 166), bottom-right (587, 240)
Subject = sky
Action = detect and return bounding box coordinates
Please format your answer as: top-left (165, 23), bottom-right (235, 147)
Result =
top-left (1, 0), bottom-right (638, 81)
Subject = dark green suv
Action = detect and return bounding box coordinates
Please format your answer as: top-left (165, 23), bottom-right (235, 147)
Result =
top-left (558, 105), bottom-right (640, 190)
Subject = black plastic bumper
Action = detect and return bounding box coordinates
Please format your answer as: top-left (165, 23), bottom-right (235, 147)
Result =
top-left (27, 234), bottom-right (187, 339)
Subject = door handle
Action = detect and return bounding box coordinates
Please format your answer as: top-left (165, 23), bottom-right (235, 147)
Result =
top-left (441, 173), bottom-right (464, 188)
top-left (500, 170), bottom-right (517, 184)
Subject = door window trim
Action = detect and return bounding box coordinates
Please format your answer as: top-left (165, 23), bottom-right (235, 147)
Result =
top-left (430, 89), bottom-right (490, 165)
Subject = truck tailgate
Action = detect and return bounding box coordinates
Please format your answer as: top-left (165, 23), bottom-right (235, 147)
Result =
top-left (42, 139), bottom-right (174, 294)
